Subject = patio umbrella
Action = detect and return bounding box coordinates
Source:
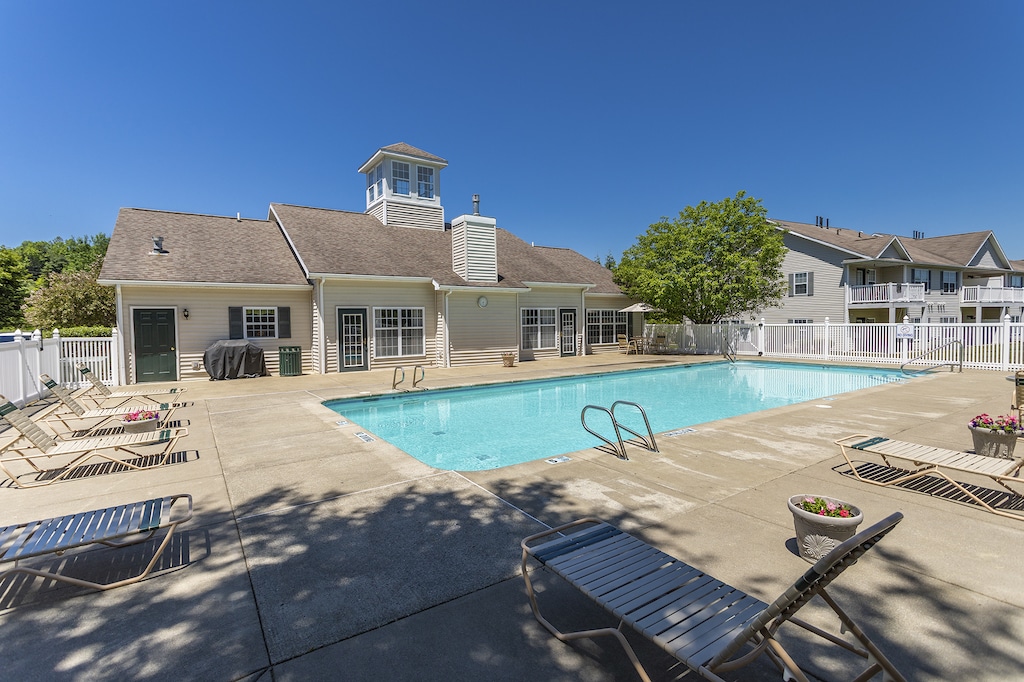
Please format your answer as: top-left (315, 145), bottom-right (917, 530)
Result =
top-left (618, 302), bottom-right (665, 313)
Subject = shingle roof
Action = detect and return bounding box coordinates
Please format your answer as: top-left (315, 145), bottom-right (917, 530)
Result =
top-left (774, 220), bottom-right (1008, 269)
top-left (903, 231), bottom-right (993, 267)
top-left (270, 203), bottom-right (623, 292)
top-left (99, 208), bottom-right (310, 286)
top-left (379, 143), bottom-right (447, 164)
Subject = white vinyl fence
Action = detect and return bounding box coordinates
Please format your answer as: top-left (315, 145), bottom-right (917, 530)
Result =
top-left (645, 316), bottom-right (1024, 372)
top-left (0, 329), bottom-right (121, 407)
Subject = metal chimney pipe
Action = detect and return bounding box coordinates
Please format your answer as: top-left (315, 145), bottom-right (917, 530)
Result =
top-left (472, 194), bottom-right (480, 216)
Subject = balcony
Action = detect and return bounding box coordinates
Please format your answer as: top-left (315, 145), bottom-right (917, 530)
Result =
top-left (961, 285), bottom-right (1024, 304)
top-left (847, 283), bottom-right (926, 305)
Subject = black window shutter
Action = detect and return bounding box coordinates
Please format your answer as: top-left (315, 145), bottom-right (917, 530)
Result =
top-left (229, 307), bottom-right (243, 339)
top-left (807, 272), bottom-right (814, 296)
top-left (278, 307), bottom-right (291, 338)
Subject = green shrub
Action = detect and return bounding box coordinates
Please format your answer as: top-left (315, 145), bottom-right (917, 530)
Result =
top-left (58, 326), bottom-right (113, 338)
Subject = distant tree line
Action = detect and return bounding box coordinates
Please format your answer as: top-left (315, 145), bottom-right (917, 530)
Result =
top-left (0, 234), bottom-right (114, 331)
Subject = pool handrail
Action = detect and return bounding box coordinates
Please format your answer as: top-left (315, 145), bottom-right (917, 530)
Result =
top-left (610, 401), bottom-right (659, 453)
top-left (581, 405), bottom-right (628, 460)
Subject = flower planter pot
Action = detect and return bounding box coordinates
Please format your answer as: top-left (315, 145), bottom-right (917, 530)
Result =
top-left (501, 353), bottom-right (516, 368)
top-left (968, 426), bottom-right (1017, 459)
top-left (788, 495), bottom-right (863, 564)
top-left (121, 417), bottom-right (159, 434)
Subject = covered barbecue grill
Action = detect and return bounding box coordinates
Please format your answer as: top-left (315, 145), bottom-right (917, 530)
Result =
top-left (203, 340), bottom-right (269, 380)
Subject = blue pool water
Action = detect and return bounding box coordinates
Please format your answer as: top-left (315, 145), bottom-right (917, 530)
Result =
top-left (325, 361), bottom-right (905, 471)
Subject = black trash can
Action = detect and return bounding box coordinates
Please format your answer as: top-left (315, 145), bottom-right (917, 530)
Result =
top-left (278, 346), bottom-right (302, 376)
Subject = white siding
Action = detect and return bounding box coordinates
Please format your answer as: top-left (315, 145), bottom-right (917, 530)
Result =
top-left (446, 292), bottom-right (519, 367)
top-left (321, 280), bottom-right (438, 371)
top-left (451, 216), bottom-right (498, 282)
top-left (759, 234), bottom-right (847, 324)
top-left (118, 286), bottom-right (312, 382)
top-left (381, 202), bottom-right (444, 231)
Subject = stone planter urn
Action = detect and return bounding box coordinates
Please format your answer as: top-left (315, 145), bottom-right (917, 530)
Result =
top-left (788, 495), bottom-right (864, 564)
top-left (968, 427), bottom-right (1017, 459)
top-left (501, 352), bottom-right (516, 368)
top-left (121, 416), bottom-right (159, 434)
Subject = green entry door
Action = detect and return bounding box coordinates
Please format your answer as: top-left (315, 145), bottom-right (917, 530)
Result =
top-left (134, 308), bottom-right (178, 382)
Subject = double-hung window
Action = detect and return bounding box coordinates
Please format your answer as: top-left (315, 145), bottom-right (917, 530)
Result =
top-left (1011, 275), bottom-right (1023, 288)
top-left (417, 166), bottom-right (434, 199)
top-left (521, 308), bottom-right (556, 349)
top-left (941, 271), bottom-right (957, 294)
top-left (391, 161), bottom-right (410, 195)
top-left (366, 163), bottom-right (383, 203)
top-left (793, 272), bottom-right (809, 295)
top-left (911, 268), bottom-right (930, 291)
top-left (374, 308), bottom-right (424, 357)
top-left (245, 307), bottom-right (277, 338)
top-left (586, 309), bottom-right (627, 344)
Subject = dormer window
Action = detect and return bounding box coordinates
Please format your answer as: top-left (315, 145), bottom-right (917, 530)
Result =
top-left (367, 163), bottom-right (384, 203)
top-left (417, 166), bottom-right (434, 199)
top-left (392, 161), bottom-right (410, 195)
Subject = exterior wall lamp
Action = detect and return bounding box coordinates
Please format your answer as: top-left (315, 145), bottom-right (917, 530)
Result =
top-left (183, 308), bottom-right (190, 320)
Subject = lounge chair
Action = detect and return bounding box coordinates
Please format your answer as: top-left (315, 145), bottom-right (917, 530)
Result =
top-left (1013, 371), bottom-right (1024, 421)
top-left (522, 513), bottom-right (906, 682)
top-left (0, 395), bottom-right (188, 488)
top-left (836, 434), bottom-right (1024, 521)
top-left (617, 334), bottom-right (639, 355)
top-left (39, 374), bottom-right (181, 435)
top-left (75, 363), bottom-right (186, 407)
top-left (0, 494), bottom-right (192, 590)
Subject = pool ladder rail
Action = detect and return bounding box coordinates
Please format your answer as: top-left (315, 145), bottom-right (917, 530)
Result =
top-left (392, 365), bottom-right (426, 391)
top-left (581, 401), bottom-right (659, 460)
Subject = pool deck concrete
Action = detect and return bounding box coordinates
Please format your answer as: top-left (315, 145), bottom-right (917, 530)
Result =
top-left (1, 354), bottom-right (1022, 681)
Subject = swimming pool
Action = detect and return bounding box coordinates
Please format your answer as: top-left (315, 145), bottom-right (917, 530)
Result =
top-left (325, 361), bottom-right (905, 471)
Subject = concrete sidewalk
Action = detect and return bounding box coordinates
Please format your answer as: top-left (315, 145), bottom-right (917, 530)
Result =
top-left (1, 355), bottom-right (1021, 681)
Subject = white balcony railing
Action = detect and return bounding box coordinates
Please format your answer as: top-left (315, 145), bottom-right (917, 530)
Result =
top-left (961, 285), bottom-right (1024, 304)
top-left (847, 282), bottom-right (926, 305)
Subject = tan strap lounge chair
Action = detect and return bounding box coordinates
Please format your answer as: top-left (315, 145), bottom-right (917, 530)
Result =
top-left (836, 434), bottom-right (1024, 521)
top-left (38, 374), bottom-right (180, 434)
top-left (617, 334), bottom-right (639, 355)
top-left (0, 395), bottom-right (188, 488)
top-left (75, 363), bottom-right (186, 407)
top-left (1, 494), bottom-right (192, 590)
top-left (522, 513), bottom-right (906, 682)
top-left (1013, 371), bottom-right (1024, 421)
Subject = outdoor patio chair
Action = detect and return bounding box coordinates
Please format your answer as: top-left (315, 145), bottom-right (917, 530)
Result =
top-left (1012, 371), bottom-right (1024, 421)
top-left (0, 395), bottom-right (189, 488)
top-left (617, 334), bottom-right (638, 354)
top-left (39, 374), bottom-right (181, 435)
top-left (836, 434), bottom-right (1024, 521)
top-left (521, 513), bottom-right (906, 682)
top-left (75, 363), bottom-right (187, 407)
top-left (0, 493), bottom-right (192, 591)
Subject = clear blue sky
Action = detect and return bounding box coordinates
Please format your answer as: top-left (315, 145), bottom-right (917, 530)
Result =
top-left (2, 1), bottom-right (1022, 263)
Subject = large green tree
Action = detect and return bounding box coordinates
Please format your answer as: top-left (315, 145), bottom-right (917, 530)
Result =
top-left (0, 247), bottom-right (29, 329)
top-left (615, 191), bottom-right (787, 324)
top-left (22, 261), bottom-right (115, 329)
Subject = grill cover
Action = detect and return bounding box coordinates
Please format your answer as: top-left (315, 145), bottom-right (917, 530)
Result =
top-left (203, 340), bottom-right (268, 380)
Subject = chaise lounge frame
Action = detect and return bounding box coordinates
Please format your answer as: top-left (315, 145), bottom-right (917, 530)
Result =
top-left (521, 513), bottom-right (905, 682)
top-left (0, 396), bottom-right (189, 488)
top-left (75, 363), bottom-right (186, 408)
top-left (836, 434), bottom-right (1024, 521)
top-left (38, 374), bottom-right (181, 435)
top-left (0, 494), bottom-right (192, 590)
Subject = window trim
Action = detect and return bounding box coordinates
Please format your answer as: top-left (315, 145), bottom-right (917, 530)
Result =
top-left (391, 161), bottom-right (411, 196)
top-left (586, 308), bottom-right (628, 345)
top-left (521, 307), bottom-right (557, 350)
top-left (911, 268), bottom-right (930, 291)
top-left (941, 270), bottom-right (957, 294)
top-left (372, 306), bottom-right (425, 358)
top-left (416, 165), bottom-right (434, 199)
top-left (366, 162), bottom-right (384, 203)
top-left (792, 272), bottom-right (809, 296)
top-left (244, 306), bottom-right (279, 339)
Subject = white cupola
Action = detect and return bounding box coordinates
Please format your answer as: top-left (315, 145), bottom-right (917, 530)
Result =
top-left (358, 143), bottom-right (447, 230)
